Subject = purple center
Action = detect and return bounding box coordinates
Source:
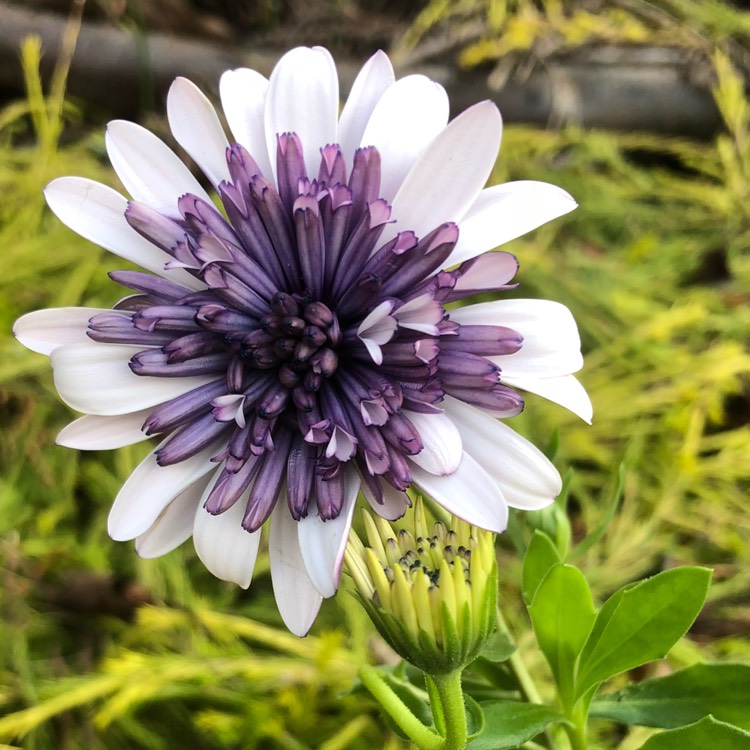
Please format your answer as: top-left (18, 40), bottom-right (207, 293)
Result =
top-left (87, 135), bottom-right (524, 531)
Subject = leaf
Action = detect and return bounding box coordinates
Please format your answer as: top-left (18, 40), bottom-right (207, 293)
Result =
top-left (465, 694), bottom-right (486, 741)
top-left (576, 567), bottom-right (712, 698)
top-left (528, 564), bottom-right (596, 703)
top-left (522, 531), bottom-right (561, 605)
top-left (478, 630), bottom-right (516, 663)
top-left (637, 716), bottom-right (750, 750)
top-left (591, 663), bottom-right (750, 730)
top-left (467, 702), bottom-right (566, 750)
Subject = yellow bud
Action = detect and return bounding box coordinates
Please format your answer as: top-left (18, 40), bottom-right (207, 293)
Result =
top-left (343, 499), bottom-right (498, 675)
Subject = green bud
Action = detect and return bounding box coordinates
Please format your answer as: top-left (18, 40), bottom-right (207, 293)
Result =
top-left (345, 498), bottom-right (498, 675)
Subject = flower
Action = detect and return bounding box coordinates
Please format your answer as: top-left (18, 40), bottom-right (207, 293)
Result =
top-left (345, 498), bottom-right (497, 674)
top-left (13, 47), bottom-right (590, 636)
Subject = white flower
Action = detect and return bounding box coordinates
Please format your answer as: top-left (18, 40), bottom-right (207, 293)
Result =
top-left (14, 47), bottom-right (590, 635)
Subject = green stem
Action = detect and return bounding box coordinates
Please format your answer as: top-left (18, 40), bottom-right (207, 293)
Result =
top-left (562, 702), bottom-right (588, 750)
top-left (359, 665), bottom-right (443, 750)
top-left (496, 609), bottom-right (543, 704)
top-left (431, 671), bottom-right (468, 750)
top-left (496, 608), bottom-right (561, 750)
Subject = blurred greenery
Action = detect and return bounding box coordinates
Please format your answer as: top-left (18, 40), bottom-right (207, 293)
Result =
top-left (1, 1), bottom-right (749, 748)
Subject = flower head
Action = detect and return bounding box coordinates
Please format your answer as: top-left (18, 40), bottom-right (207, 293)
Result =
top-left (345, 499), bottom-right (497, 674)
top-left (14, 47), bottom-right (591, 635)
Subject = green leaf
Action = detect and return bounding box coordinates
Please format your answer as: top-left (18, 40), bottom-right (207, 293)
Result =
top-left (576, 567), bottom-right (712, 698)
top-left (591, 663), bottom-right (750, 730)
top-left (637, 716), bottom-right (750, 750)
top-left (467, 702), bottom-right (566, 749)
top-left (529, 563), bottom-right (596, 703)
top-left (478, 630), bottom-right (516, 663)
top-left (522, 531), bottom-right (562, 605)
top-left (464, 694), bottom-right (485, 741)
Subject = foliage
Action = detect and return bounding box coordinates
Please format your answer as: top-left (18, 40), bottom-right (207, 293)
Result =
top-left (1, 1), bottom-right (750, 747)
top-left (395, 0), bottom-right (750, 73)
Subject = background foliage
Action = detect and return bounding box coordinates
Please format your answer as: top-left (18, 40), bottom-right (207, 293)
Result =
top-left (0, 1), bottom-right (749, 748)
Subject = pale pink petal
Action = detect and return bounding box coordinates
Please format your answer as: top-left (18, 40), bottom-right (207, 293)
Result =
top-left (337, 50), bottom-right (395, 164)
top-left (297, 468), bottom-right (360, 598)
top-left (379, 101), bottom-right (502, 247)
top-left (270, 497), bottom-right (323, 636)
top-left (405, 410), bottom-right (462, 475)
top-left (410, 453), bottom-right (508, 533)
top-left (192, 470), bottom-right (262, 588)
top-left (56, 410), bottom-right (151, 449)
top-left (219, 67), bottom-right (273, 179)
top-left (108, 440), bottom-right (220, 541)
top-left (264, 47), bottom-right (339, 181)
top-left (443, 396), bottom-right (562, 509)
top-left (50, 343), bottom-right (214, 416)
top-left (13, 307), bottom-right (118, 355)
top-left (105, 120), bottom-right (212, 217)
top-left (136, 474), bottom-right (212, 558)
top-left (360, 75), bottom-right (449, 202)
top-left (449, 181), bottom-right (578, 266)
top-left (167, 77), bottom-right (231, 188)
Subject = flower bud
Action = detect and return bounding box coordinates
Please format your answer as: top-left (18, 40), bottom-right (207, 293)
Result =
top-left (345, 498), bottom-right (497, 675)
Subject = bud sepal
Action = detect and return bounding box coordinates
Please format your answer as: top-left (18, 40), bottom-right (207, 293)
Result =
top-left (345, 498), bottom-right (498, 676)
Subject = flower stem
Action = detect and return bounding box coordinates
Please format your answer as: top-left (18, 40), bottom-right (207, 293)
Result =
top-left (430, 670), bottom-right (468, 750)
top-left (562, 702), bottom-right (588, 750)
top-left (358, 665), bottom-right (443, 750)
top-left (496, 608), bottom-right (561, 750)
top-left (496, 608), bottom-right (543, 705)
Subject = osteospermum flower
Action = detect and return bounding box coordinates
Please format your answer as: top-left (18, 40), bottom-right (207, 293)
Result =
top-left (14, 47), bottom-right (591, 635)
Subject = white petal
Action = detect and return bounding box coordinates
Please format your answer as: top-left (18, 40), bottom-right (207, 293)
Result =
top-left (502, 373), bottom-right (593, 423)
top-left (405, 410), bottom-right (462, 475)
top-left (269, 497), bottom-right (323, 636)
top-left (357, 300), bottom-right (397, 364)
top-left (337, 50), bottom-right (395, 164)
top-left (44, 177), bottom-right (202, 290)
top-left (108, 440), bottom-right (220, 541)
top-left (357, 299), bottom-right (397, 344)
top-left (167, 77), bottom-right (231, 188)
top-left (443, 396), bottom-right (562, 510)
top-left (192, 469), bottom-right (262, 588)
top-left (219, 67), bottom-right (273, 179)
top-left (326, 425), bottom-right (357, 461)
top-left (379, 101), bottom-right (502, 247)
top-left (56, 410), bottom-right (151, 449)
top-left (360, 75), bottom-right (449, 202)
top-left (13, 307), bottom-right (117, 355)
top-left (450, 299), bottom-right (583, 377)
top-left (410, 453), bottom-right (508, 533)
top-left (264, 46), bottom-right (339, 181)
top-left (105, 120), bottom-right (212, 218)
top-left (51, 343), bottom-right (214, 416)
top-left (362, 479), bottom-right (410, 521)
top-left (393, 294), bottom-right (442, 335)
top-left (297, 468), bottom-right (360, 598)
top-left (136, 474), bottom-right (211, 558)
top-left (449, 181), bottom-right (578, 266)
